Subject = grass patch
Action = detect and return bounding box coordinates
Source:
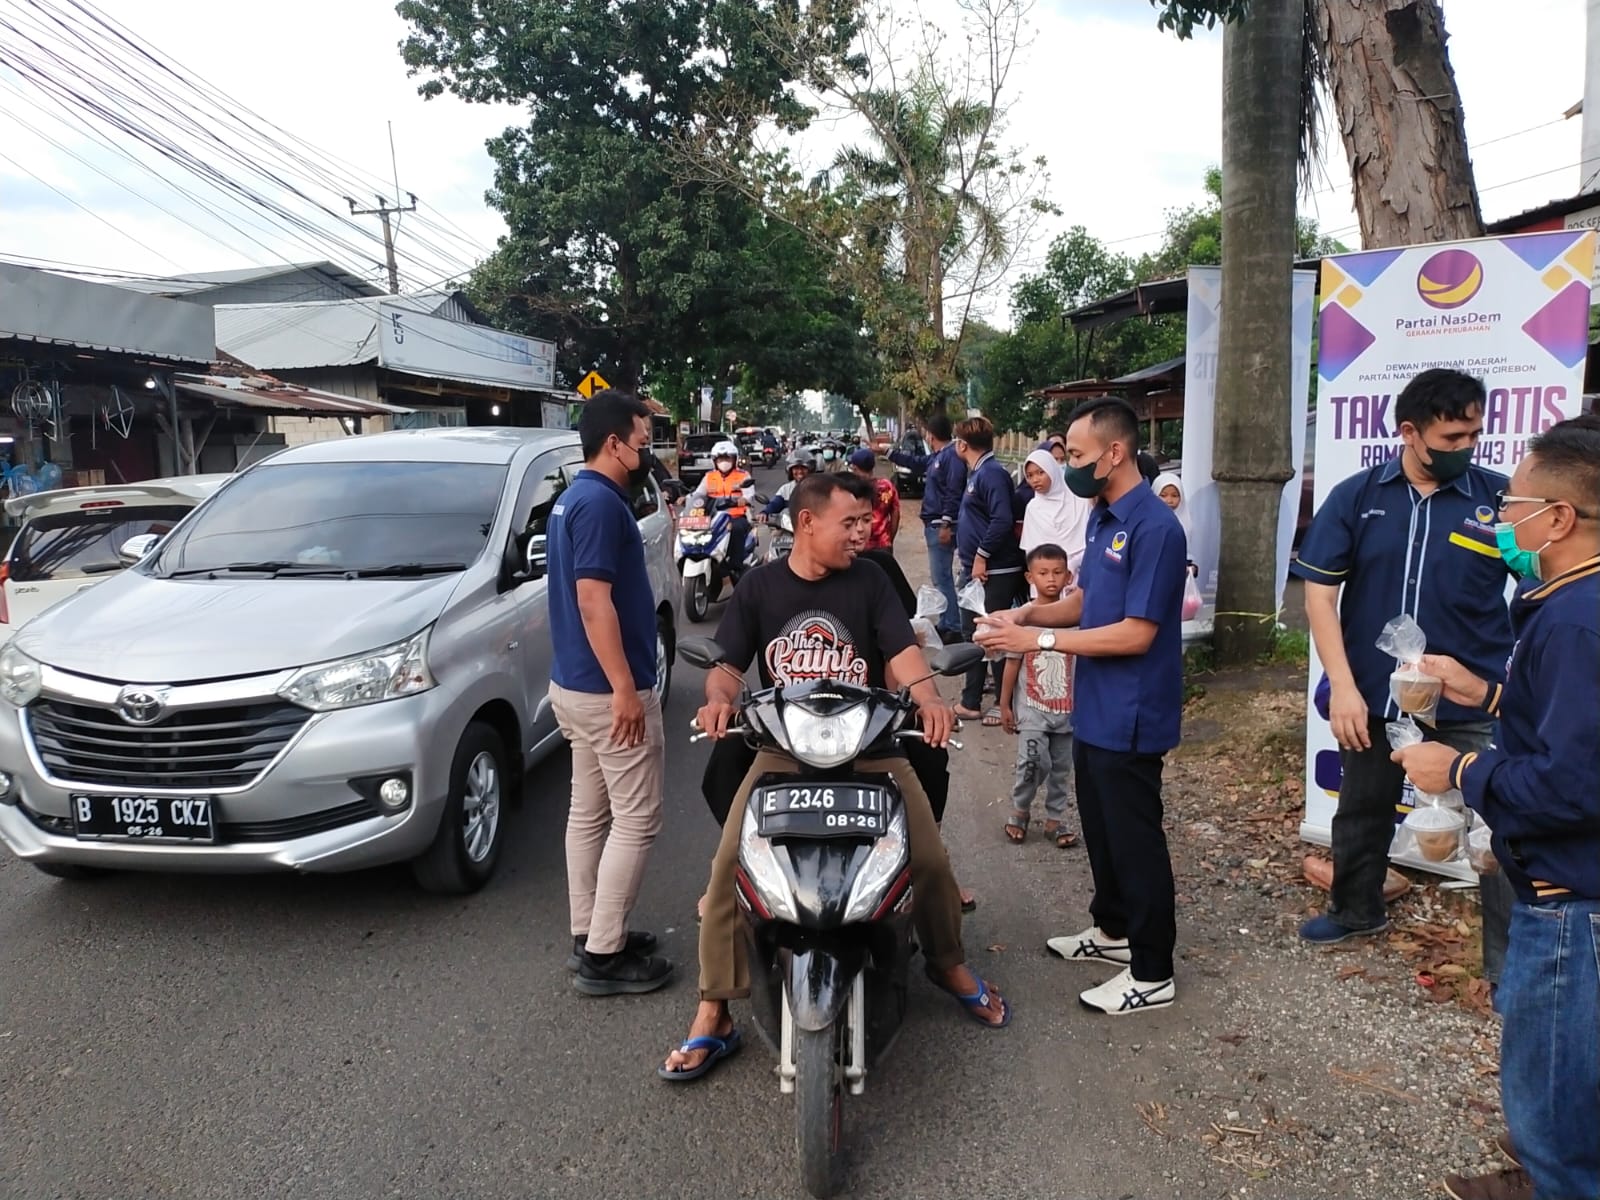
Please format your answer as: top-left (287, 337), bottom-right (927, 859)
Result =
top-left (1183, 641), bottom-right (1216, 703)
top-left (1259, 625), bottom-right (1310, 668)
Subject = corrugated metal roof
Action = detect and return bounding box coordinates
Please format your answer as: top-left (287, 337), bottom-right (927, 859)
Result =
top-left (0, 261), bottom-right (215, 363)
top-left (175, 369), bottom-right (413, 416)
top-left (213, 293), bottom-right (458, 371)
top-left (114, 261), bottom-right (383, 298)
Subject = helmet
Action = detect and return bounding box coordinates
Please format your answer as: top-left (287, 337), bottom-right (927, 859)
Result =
top-left (786, 451), bottom-right (812, 477)
top-left (712, 440), bottom-right (739, 463)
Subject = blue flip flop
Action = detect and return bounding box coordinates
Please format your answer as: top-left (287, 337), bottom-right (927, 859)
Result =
top-left (656, 1028), bottom-right (743, 1082)
top-left (928, 971), bottom-right (1012, 1030)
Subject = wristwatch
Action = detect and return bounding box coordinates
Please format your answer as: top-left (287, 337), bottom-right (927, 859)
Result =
top-left (1035, 630), bottom-right (1056, 652)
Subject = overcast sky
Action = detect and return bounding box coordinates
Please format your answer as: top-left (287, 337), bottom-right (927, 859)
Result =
top-left (0, 0), bottom-right (1586, 326)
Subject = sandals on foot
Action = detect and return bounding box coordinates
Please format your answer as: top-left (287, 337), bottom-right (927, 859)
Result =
top-left (954, 705), bottom-right (984, 721)
top-left (1005, 816), bottom-right (1027, 844)
top-left (657, 1028), bottom-right (743, 1082)
top-left (981, 707), bottom-right (1003, 727)
top-left (1043, 822), bottom-right (1078, 849)
top-left (925, 967), bottom-right (1011, 1029)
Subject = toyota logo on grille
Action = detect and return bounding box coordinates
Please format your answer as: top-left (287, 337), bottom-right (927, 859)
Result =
top-left (116, 687), bottom-right (168, 726)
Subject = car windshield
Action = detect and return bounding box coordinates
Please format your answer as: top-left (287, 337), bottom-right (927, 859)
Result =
top-left (8, 505), bottom-right (195, 582)
top-left (684, 435), bottom-right (721, 453)
top-left (150, 461), bottom-right (507, 577)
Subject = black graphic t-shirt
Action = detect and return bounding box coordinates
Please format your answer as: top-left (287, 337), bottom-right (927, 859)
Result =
top-left (714, 558), bottom-right (917, 690)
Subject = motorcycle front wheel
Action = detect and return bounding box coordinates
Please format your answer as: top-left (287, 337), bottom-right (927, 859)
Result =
top-left (795, 1022), bottom-right (844, 1198)
top-left (683, 572), bottom-right (709, 623)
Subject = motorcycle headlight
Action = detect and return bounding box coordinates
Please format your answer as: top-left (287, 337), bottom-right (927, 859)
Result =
top-left (0, 644), bottom-right (43, 708)
top-left (842, 805), bottom-right (909, 923)
top-left (740, 801), bottom-right (799, 922)
top-left (780, 703), bottom-right (870, 769)
top-left (279, 631), bottom-right (434, 711)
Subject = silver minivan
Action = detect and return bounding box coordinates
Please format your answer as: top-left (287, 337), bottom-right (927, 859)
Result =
top-left (0, 428), bottom-right (677, 893)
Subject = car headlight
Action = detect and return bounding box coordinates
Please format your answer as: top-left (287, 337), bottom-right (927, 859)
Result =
top-left (842, 805), bottom-right (909, 923)
top-left (0, 644), bottom-right (42, 708)
top-left (279, 631), bottom-right (434, 711)
top-left (781, 703), bottom-right (870, 768)
top-left (740, 802), bottom-right (799, 922)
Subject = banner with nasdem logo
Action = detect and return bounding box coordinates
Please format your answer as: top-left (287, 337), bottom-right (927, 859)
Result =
top-left (1300, 230), bottom-right (1596, 878)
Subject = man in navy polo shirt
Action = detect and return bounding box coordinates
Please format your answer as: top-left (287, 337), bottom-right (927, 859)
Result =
top-left (889, 413), bottom-right (967, 638)
top-left (547, 389), bottom-right (673, 996)
top-left (976, 397), bottom-right (1188, 1015)
top-left (1291, 368), bottom-right (1514, 953)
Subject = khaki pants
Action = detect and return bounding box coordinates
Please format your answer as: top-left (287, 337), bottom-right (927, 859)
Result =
top-left (698, 751), bottom-right (965, 1000)
top-left (549, 683), bottom-right (665, 954)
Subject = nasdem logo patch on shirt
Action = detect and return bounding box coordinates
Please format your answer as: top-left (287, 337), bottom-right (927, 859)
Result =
top-left (1103, 529), bottom-right (1128, 563)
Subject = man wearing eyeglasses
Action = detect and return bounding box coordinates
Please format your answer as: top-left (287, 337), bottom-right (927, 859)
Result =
top-left (1292, 368), bottom-right (1515, 956)
top-left (1392, 413), bottom-right (1600, 1200)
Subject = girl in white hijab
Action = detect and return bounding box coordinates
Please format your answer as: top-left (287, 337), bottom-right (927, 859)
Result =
top-left (1153, 471), bottom-right (1191, 539)
top-left (1019, 448), bottom-right (1092, 577)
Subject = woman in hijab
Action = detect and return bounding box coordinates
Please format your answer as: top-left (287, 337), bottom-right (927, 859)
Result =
top-left (1153, 471), bottom-right (1200, 577)
top-left (1019, 447), bottom-right (1093, 576)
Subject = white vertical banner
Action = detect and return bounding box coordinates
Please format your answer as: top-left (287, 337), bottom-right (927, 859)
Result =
top-left (1180, 266), bottom-right (1317, 632)
top-left (1300, 230), bottom-right (1596, 876)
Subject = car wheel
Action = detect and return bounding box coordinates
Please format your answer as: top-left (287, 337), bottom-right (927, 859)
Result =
top-left (411, 721), bottom-right (508, 895)
top-left (32, 863), bottom-right (114, 881)
top-left (655, 611), bottom-right (675, 703)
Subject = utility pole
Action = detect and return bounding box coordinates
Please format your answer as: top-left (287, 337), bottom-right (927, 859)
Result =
top-left (346, 192), bottom-right (417, 294)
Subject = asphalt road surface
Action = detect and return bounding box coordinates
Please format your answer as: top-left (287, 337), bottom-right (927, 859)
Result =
top-left (0, 464), bottom-right (1214, 1200)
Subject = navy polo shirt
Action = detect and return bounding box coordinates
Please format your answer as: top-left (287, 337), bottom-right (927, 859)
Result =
top-left (1290, 457), bottom-right (1512, 723)
top-left (547, 469), bottom-right (658, 694)
top-left (1074, 482), bottom-right (1189, 754)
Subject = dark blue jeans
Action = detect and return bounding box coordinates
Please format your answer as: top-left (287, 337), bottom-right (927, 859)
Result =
top-left (1496, 898), bottom-right (1600, 1200)
top-left (923, 524), bottom-right (961, 633)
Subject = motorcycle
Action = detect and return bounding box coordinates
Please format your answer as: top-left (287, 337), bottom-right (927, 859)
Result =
top-left (892, 461), bottom-right (924, 499)
top-left (763, 508), bottom-right (795, 563)
top-left (678, 636), bottom-right (984, 1199)
top-left (677, 495), bottom-right (759, 623)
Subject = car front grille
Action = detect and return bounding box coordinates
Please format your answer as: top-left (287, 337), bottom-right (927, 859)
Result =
top-left (26, 700), bottom-right (311, 790)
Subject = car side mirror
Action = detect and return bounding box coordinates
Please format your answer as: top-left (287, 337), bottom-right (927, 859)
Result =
top-left (929, 643), bottom-right (984, 677)
top-left (118, 533), bottom-right (161, 565)
top-left (523, 534), bottom-right (547, 581)
top-left (677, 636), bottom-right (725, 670)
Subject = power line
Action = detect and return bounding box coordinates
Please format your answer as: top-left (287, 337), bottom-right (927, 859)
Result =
top-left (0, 146), bottom-right (183, 269)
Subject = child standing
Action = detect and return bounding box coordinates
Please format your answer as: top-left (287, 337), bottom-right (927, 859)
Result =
top-left (1000, 543), bottom-right (1078, 849)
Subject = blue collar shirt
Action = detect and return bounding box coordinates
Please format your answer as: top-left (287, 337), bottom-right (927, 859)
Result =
top-left (1290, 457), bottom-right (1513, 723)
top-left (1073, 481), bottom-right (1189, 755)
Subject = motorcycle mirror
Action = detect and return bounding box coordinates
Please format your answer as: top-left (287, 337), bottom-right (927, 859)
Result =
top-left (930, 643), bottom-right (985, 677)
top-left (676, 636), bottom-right (726, 671)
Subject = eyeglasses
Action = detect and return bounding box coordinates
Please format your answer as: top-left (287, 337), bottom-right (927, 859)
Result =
top-left (1495, 491), bottom-right (1598, 519)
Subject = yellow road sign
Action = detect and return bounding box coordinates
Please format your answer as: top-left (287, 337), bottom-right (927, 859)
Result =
top-left (576, 370), bottom-right (611, 399)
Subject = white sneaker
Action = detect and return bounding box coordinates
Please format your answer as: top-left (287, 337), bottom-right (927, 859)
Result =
top-left (1078, 968), bottom-right (1175, 1015)
top-left (1045, 925), bottom-right (1131, 966)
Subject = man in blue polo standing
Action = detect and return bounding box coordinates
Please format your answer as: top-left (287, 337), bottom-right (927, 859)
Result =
top-left (546, 389), bottom-right (673, 996)
top-left (1291, 368), bottom-right (1514, 960)
top-left (890, 413), bottom-right (966, 640)
top-left (975, 397), bottom-right (1187, 1015)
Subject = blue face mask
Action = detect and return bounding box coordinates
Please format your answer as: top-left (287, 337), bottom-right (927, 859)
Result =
top-left (1494, 506), bottom-right (1552, 580)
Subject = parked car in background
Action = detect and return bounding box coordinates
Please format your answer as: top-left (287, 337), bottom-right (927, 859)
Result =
top-left (1, 475), bottom-right (230, 647)
top-left (0, 428), bottom-right (677, 894)
top-left (680, 433), bottom-right (725, 486)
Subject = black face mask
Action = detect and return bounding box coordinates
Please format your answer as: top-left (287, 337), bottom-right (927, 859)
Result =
top-left (622, 442), bottom-right (655, 488)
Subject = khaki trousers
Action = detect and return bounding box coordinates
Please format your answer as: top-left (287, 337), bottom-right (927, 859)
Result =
top-left (549, 683), bottom-right (665, 954)
top-left (698, 751), bottom-right (965, 1000)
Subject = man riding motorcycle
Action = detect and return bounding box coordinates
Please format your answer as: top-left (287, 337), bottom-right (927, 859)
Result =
top-left (660, 471), bottom-right (1010, 1083)
top-left (759, 451), bottom-right (813, 522)
top-left (689, 440), bottom-right (756, 573)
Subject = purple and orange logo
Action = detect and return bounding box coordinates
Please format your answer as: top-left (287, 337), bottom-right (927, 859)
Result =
top-left (1416, 249), bottom-right (1484, 310)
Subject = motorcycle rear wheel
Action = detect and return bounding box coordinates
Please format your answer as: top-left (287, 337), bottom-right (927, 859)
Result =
top-left (795, 1022), bottom-right (844, 1198)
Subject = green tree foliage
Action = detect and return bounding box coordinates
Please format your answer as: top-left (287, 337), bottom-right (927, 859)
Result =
top-left (396, 0), bottom-right (859, 398)
top-left (976, 169), bottom-right (1347, 434)
top-left (1149, 0), bottom-right (1249, 39)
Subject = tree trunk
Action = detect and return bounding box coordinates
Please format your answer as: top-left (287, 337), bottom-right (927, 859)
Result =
top-left (1315, 0), bottom-right (1484, 246)
top-left (1214, 0), bottom-right (1303, 666)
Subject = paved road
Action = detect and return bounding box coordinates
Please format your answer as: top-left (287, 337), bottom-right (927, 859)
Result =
top-left (0, 465), bottom-right (1222, 1200)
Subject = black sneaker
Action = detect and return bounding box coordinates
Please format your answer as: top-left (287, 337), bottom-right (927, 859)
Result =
top-left (573, 948), bottom-right (674, 996)
top-left (566, 930), bottom-right (659, 972)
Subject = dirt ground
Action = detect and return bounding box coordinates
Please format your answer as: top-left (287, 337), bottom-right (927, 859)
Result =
top-left (897, 499), bottom-right (1507, 1199)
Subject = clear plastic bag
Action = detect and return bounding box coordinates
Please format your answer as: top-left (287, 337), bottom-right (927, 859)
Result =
top-left (957, 578), bottom-right (988, 615)
top-left (1378, 615), bottom-right (1441, 723)
top-left (1386, 717), bottom-right (1424, 751)
top-left (1467, 814), bottom-right (1498, 875)
top-left (1182, 573), bottom-right (1203, 621)
top-left (916, 585), bottom-right (948, 621)
top-left (1402, 803), bottom-right (1466, 864)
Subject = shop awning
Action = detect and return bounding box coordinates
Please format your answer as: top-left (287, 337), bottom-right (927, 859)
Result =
top-left (174, 371), bottom-right (412, 416)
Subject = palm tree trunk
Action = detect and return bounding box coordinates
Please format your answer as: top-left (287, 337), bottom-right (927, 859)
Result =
top-left (1214, 0), bottom-right (1303, 666)
top-left (1315, 0), bottom-right (1483, 246)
